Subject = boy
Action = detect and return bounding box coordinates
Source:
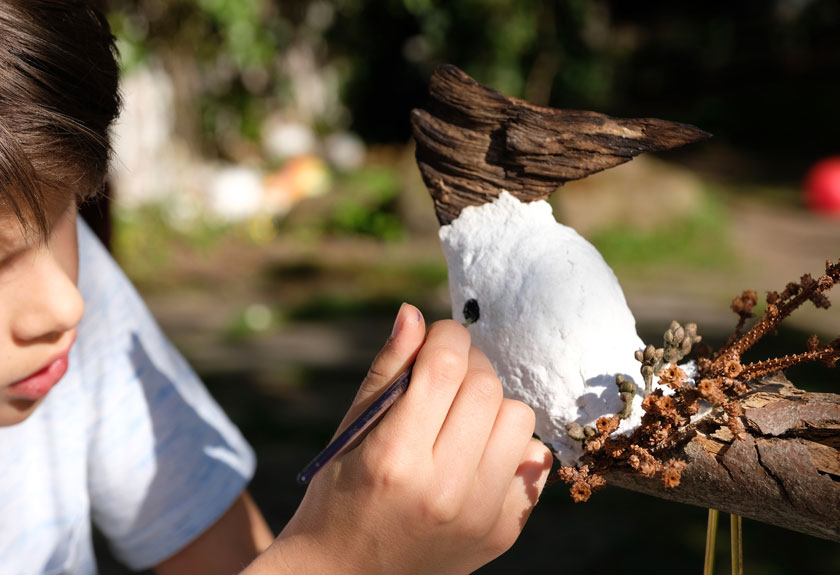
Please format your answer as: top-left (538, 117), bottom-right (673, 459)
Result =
top-left (0, 1), bottom-right (552, 573)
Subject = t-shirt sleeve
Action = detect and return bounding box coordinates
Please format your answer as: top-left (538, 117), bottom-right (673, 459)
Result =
top-left (75, 220), bottom-right (257, 570)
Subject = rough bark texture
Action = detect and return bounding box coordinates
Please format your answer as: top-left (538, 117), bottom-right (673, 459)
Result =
top-left (411, 64), bottom-right (710, 224)
top-left (411, 65), bottom-right (840, 541)
top-left (606, 372), bottom-right (840, 542)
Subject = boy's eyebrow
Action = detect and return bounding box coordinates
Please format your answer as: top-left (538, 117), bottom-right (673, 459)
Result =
top-left (0, 216), bottom-right (17, 245)
top-left (0, 195), bottom-right (76, 250)
top-left (0, 213), bottom-right (44, 252)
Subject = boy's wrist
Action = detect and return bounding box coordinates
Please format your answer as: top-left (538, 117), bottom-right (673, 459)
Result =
top-left (239, 537), bottom-right (292, 575)
top-left (241, 531), bottom-right (340, 575)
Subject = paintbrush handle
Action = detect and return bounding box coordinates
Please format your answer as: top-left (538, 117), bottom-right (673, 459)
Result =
top-left (296, 366), bottom-right (413, 485)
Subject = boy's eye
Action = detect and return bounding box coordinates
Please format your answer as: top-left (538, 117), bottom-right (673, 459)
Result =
top-left (463, 299), bottom-right (480, 325)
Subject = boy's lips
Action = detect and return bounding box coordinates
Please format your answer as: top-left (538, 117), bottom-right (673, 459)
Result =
top-left (7, 337), bottom-right (75, 401)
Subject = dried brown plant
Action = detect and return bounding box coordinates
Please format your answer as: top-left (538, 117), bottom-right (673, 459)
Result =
top-left (557, 259), bottom-right (840, 502)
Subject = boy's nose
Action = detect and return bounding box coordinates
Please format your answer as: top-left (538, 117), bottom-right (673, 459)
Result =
top-left (11, 252), bottom-right (85, 343)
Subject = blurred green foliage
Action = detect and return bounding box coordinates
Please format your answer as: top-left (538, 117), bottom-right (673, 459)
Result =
top-left (223, 303), bottom-right (284, 343)
top-left (276, 166), bottom-right (405, 241)
top-left (109, 0), bottom-right (295, 156)
top-left (108, 0), bottom-right (840, 169)
top-left (326, 167), bottom-right (403, 240)
top-left (591, 188), bottom-right (732, 271)
top-left (113, 202), bottom-right (233, 284)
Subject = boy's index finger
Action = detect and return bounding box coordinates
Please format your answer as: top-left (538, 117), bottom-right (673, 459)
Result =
top-left (335, 303), bottom-right (426, 436)
top-left (374, 319), bottom-right (472, 452)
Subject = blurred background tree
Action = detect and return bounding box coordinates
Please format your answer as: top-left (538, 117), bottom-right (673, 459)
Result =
top-left (108, 0), bottom-right (839, 165)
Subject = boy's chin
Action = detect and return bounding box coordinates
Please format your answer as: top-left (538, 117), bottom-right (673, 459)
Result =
top-left (0, 398), bottom-right (43, 427)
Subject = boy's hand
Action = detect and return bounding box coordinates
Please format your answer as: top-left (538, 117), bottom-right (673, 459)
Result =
top-left (247, 303), bottom-right (552, 575)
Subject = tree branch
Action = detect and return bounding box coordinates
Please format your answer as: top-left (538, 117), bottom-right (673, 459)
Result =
top-left (607, 372), bottom-right (840, 542)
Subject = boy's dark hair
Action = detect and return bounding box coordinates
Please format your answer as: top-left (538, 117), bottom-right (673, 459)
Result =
top-left (0, 0), bottom-right (121, 235)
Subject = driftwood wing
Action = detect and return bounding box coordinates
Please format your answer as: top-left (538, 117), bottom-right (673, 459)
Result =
top-left (411, 64), bottom-right (710, 224)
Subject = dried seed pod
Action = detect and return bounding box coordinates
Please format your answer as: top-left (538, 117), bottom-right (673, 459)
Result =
top-left (663, 320), bottom-right (702, 365)
top-left (566, 422), bottom-right (586, 442)
top-left (636, 344), bottom-right (663, 394)
top-left (615, 375), bottom-right (637, 419)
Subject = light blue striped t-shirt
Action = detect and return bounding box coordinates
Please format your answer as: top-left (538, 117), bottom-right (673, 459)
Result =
top-left (0, 219), bottom-right (256, 574)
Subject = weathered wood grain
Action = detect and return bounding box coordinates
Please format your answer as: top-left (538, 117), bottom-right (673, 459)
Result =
top-left (411, 64), bottom-right (710, 224)
top-left (606, 374), bottom-right (840, 542)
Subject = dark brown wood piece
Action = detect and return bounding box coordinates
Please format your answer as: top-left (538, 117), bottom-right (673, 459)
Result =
top-left (411, 64), bottom-right (711, 224)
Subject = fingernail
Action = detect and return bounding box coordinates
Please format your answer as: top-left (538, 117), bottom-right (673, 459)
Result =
top-left (391, 302), bottom-right (408, 338)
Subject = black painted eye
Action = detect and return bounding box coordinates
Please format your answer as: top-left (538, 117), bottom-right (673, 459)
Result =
top-left (463, 298), bottom-right (480, 325)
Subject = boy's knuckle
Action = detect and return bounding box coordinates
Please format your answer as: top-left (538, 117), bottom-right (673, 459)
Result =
top-left (465, 370), bottom-right (503, 405)
top-left (365, 361), bottom-right (390, 384)
top-left (358, 442), bottom-right (412, 490)
top-left (425, 347), bottom-right (466, 388)
top-left (504, 399), bottom-right (537, 433)
top-left (356, 446), bottom-right (380, 483)
top-left (357, 367), bottom-right (389, 400)
top-left (421, 488), bottom-right (461, 526)
top-left (457, 512), bottom-right (493, 543)
top-left (429, 319), bottom-right (471, 342)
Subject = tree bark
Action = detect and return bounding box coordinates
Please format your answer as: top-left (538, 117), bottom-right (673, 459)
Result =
top-left (606, 372), bottom-right (840, 542)
top-left (411, 65), bottom-right (840, 542)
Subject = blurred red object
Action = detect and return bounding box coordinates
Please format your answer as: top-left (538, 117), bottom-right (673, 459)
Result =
top-left (804, 156), bottom-right (840, 216)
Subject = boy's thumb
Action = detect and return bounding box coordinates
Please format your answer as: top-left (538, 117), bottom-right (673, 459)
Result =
top-left (335, 303), bottom-right (426, 433)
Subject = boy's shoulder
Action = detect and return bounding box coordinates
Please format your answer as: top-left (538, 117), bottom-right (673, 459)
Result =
top-left (76, 217), bottom-right (138, 313)
top-left (74, 217), bottom-right (168, 370)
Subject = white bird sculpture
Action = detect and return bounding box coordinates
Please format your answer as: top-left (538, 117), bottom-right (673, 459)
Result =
top-left (412, 65), bottom-right (709, 464)
top-left (440, 191), bottom-right (646, 463)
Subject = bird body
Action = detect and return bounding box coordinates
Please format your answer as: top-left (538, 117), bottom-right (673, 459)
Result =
top-left (415, 65), bottom-right (709, 465)
top-left (440, 191), bottom-right (649, 464)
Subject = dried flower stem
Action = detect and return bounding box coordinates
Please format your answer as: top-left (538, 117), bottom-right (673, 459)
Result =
top-left (740, 345), bottom-right (840, 378)
top-left (728, 262), bottom-right (839, 360)
top-left (719, 291), bottom-right (757, 353)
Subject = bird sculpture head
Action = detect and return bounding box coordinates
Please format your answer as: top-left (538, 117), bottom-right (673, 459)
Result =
top-left (411, 65), bottom-right (709, 464)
